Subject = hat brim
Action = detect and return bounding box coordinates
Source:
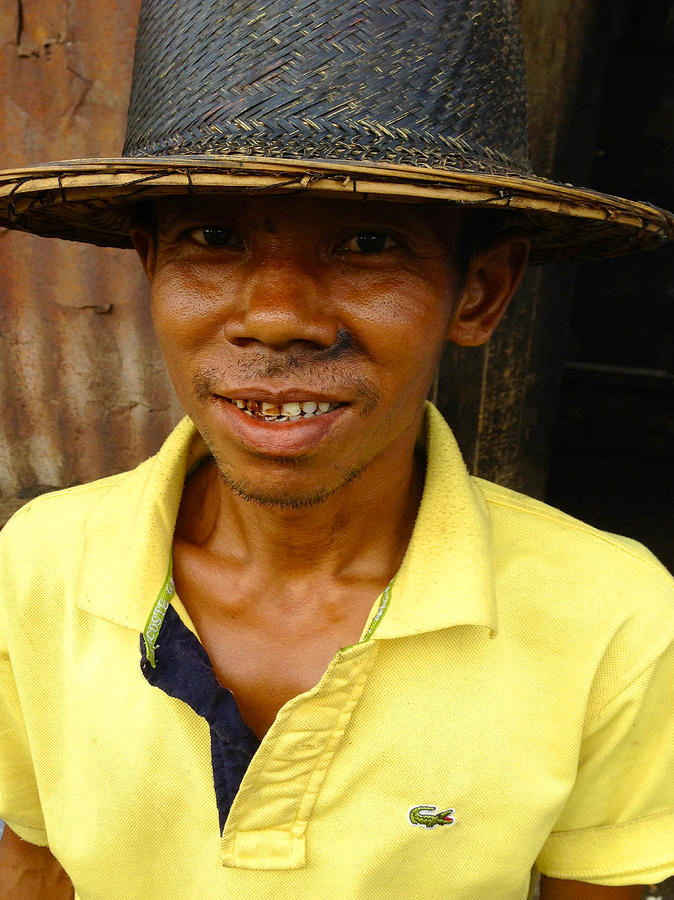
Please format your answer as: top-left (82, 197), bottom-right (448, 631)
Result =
top-left (0, 156), bottom-right (672, 264)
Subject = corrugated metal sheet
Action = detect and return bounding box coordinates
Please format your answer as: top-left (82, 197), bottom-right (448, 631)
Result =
top-left (0, 0), bottom-right (181, 524)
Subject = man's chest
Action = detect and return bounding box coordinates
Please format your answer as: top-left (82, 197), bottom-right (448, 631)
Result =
top-left (177, 605), bottom-right (354, 739)
top-left (172, 552), bottom-right (379, 739)
top-left (33, 610), bottom-right (573, 899)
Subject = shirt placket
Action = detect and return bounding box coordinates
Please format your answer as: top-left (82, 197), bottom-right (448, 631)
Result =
top-left (220, 639), bottom-right (378, 869)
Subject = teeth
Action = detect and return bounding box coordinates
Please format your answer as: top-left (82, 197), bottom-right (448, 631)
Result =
top-left (281, 402), bottom-right (301, 417)
top-left (232, 398), bottom-right (339, 421)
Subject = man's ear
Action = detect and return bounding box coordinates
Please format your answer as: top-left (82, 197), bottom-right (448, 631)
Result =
top-left (447, 230), bottom-right (531, 347)
top-left (129, 227), bottom-right (157, 281)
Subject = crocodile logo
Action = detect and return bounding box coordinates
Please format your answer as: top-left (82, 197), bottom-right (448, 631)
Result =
top-left (408, 805), bottom-right (456, 829)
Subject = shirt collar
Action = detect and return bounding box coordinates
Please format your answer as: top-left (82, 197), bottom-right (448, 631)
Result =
top-left (77, 417), bottom-right (208, 631)
top-left (78, 403), bottom-right (497, 638)
top-left (371, 403), bottom-right (497, 639)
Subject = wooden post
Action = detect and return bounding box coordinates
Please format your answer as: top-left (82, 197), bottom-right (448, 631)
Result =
top-left (437, 0), bottom-right (611, 496)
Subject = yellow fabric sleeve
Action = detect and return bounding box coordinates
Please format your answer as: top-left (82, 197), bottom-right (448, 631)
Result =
top-left (0, 643), bottom-right (49, 846)
top-left (537, 631), bottom-right (674, 885)
top-left (0, 515), bottom-right (48, 847)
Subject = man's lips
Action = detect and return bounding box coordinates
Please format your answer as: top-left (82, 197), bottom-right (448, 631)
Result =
top-left (224, 397), bottom-right (341, 422)
top-left (221, 388), bottom-right (345, 404)
top-left (213, 394), bottom-right (347, 456)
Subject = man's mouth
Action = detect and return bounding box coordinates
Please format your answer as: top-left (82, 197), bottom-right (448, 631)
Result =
top-left (226, 398), bottom-right (342, 423)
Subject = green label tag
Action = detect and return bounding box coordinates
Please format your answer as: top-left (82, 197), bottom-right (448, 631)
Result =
top-left (361, 576), bottom-right (395, 642)
top-left (142, 560), bottom-right (175, 669)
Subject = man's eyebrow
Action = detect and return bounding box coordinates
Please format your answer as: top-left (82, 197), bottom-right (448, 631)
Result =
top-left (156, 201), bottom-right (228, 234)
top-left (156, 205), bottom-right (189, 234)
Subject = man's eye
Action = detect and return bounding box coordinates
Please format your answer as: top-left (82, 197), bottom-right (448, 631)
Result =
top-left (341, 232), bottom-right (397, 254)
top-left (189, 226), bottom-right (241, 248)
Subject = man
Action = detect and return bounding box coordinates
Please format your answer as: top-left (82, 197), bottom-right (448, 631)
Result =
top-left (0, 1), bottom-right (673, 897)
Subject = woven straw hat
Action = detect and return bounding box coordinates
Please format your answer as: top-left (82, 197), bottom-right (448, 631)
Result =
top-left (1, 0), bottom-right (672, 264)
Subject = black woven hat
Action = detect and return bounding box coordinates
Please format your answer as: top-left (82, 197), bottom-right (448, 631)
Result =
top-left (0, 0), bottom-right (672, 263)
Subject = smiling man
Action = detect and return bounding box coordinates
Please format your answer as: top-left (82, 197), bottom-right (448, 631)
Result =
top-left (1, 1), bottom-right (674, 898)
top-left (129, 194), bottom-right (528, 745)
top-left (140, 197), bottom-right (477, 506)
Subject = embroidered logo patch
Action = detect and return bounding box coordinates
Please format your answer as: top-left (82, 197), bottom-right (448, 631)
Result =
top-left (408, 805), bottom-right (456, 829)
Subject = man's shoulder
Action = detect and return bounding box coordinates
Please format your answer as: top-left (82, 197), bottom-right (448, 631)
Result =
top-left (473, 475), bottom-right (674, 623)
top-left (476, 475), bottom-right (664, 565)
top-left (1, 459), bottom-right (154, 548)
top-left (0, 417), bottom-right (199, 557)
top-left (0, 452), bottom-right (176, 602)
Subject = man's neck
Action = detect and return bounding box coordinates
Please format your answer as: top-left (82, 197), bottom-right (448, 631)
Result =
top-left (176, 438), bottom-right (424, 592)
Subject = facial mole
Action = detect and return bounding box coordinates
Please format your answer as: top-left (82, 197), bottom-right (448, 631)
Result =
top-left (263, 219), bottom-right (276, 234)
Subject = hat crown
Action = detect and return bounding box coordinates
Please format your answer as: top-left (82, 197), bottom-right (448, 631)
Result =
top-left (123, 0), bottom-right (532, 176)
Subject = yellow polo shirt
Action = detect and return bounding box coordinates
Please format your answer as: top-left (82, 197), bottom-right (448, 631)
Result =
top-left (1, 404), bottom-right (673, 898)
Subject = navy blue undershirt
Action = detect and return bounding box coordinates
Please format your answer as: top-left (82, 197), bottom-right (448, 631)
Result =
top-left (140, 605), bottom-right (260, 830)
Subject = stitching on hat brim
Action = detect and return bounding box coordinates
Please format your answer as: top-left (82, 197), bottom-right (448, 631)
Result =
top-left (0, 156), bottom-right (671, 263)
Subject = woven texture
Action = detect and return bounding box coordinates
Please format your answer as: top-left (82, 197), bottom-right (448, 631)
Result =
top-left (1, 158), bottom-right (673, 263)
top-left (0, 0), bottom-right (672, 260)
top-left (124, 0), bottom-right (532, 177)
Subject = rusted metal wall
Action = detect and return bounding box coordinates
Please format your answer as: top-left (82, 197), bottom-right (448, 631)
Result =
top-left (0, 0), bottom-right (181, 525)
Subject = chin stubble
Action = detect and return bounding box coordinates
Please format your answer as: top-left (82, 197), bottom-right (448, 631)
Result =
top-left (188, 328), bottom-right (383, 506)
top-left (212, 453), bottom-right (368, 509)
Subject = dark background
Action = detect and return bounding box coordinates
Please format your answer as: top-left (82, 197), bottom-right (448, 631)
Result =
top-left (546, 1), bottom-right (674, 577)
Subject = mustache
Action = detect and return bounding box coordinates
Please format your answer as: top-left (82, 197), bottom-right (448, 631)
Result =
top-left (239, 327), bottom-right (356, 372)
top-left (192, 328), bottom-right (380, 415)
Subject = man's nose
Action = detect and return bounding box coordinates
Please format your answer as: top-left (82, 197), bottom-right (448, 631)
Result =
top-left (223, 255), bottom-right (339, 351)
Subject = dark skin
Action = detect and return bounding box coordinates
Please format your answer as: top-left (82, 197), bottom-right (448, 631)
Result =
top-left (140, 195), bottom-right (523, 739)
top-left (0, 195), bottom-right (647, 898)
top-left (0, 828), bottom-right (74, 899)
top-left (539, 880), bottom-right (644, 900)
top-left (171, 450), bottom-right (424, 738)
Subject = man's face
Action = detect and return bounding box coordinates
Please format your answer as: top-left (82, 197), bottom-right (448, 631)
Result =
top-left (137, 194), bottom-right (464, 507)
